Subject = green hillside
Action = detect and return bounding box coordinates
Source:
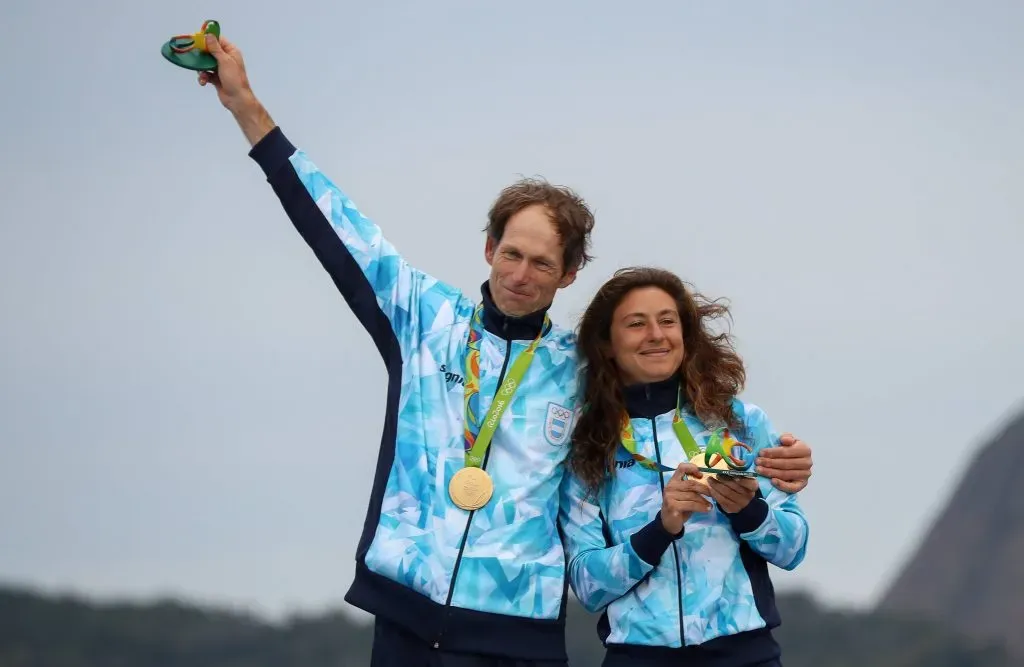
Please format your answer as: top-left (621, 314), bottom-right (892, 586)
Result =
top-left (0, 585), bottom-right (1017, 667)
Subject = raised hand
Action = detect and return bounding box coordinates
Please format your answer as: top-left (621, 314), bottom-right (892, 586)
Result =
top-left (197, 34), bottom-right (253, 113)
top-left (660, 463), bottom-right (712, 535)
top-left (196, 34), bottom-right (275, 147)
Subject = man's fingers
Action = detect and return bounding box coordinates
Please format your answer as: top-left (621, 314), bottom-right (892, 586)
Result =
top-left (214, 36), bottom-right (245, 64)
top-left (757, 456), bottom-right (812, 470)
top-left (757, 442), bottom-right (810, 458)
top-left (756, 452), bottom-right (813, 467)
top-left (757, 463), bottom-right (812, 481)
top-left (206, 33), bottom-right (224, 57)
top-left (206, 34), bottom-right (241, 65)
top-left (757, 456), bottom-right (811, 471)
top-left (757, 439), bottom-right (813, 480)
top-left (197, 70), bottom-right (222, 90)
top-left (772, 478), bottom-right (808, 494)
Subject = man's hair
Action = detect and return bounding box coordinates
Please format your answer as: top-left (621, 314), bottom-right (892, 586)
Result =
top-left (568, 266), bottom-right (747, 497)
top-left (484, 177), bottom-right (595, 274)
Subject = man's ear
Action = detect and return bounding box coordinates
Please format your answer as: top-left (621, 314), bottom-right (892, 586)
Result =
top-left (484, 236), bottom-right (496, 266)
top-left (558, 268), bottom-right (577, 289)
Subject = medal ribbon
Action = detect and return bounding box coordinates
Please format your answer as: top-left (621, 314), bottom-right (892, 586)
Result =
top-left (619, 386), bottom-right (752, 473)
top-left (463, 304), bottom-right (550, 468)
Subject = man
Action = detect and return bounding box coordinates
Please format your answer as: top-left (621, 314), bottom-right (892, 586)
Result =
top-left (197, 35), bottom-right (814, 667)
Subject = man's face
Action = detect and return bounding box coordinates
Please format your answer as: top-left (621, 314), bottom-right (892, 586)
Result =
top-left (484, 204), bottom-right (577, 317)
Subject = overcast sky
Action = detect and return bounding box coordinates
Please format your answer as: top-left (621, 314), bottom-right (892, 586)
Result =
top-left (1, 0), bottom-right (1022, 621)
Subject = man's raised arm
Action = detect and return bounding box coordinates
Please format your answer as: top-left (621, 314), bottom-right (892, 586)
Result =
top-left (199, 34), bottom-right (461, 362)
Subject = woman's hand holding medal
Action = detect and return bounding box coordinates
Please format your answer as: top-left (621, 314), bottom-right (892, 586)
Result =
top-left (706, 475), bottom-right (759, 514)
top-left (660, 463), bottom-right (712, 535)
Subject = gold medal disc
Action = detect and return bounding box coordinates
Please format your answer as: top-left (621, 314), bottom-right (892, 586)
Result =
top-left (689, 452), bottom-right (730, 486)
top-left (449, 467), bottom-right (494, 510)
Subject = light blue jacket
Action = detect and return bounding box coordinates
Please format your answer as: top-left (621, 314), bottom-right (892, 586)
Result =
top-left (559, 378), bottom-right (808, 657)
top-left (249, 126), bottom-right (580, 660)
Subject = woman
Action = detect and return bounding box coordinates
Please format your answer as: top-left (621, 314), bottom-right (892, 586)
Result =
top-left (559, 267), bottom-right (809, 667)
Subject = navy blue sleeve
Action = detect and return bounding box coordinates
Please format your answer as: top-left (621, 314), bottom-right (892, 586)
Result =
top-left (246, 127), bottom-right (463, 362)
top-left (630, 512), bottom-right (682, 566)
top-left (723, 489), bottom-right (770, 534)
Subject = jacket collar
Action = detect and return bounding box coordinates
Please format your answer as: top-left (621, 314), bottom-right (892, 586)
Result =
top-left (623, 374), bottom-right (681, 418)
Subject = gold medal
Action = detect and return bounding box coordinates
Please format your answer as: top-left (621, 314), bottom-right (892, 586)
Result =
top-left (689, 452), bottom-right (730, 486)
top-left (449, 467), bottom-right (494, 510)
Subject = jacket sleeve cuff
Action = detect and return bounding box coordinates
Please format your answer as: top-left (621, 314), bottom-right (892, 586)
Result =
top-left (724, 489), bottom-right (770, 534)
top-left (629, 512), bottom-right (683, 566)
top-left (248, 126), bottom-right (295, 179)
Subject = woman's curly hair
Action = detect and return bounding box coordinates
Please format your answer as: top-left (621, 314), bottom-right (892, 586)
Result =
top-left (569, 266), bottom-right (747, 497)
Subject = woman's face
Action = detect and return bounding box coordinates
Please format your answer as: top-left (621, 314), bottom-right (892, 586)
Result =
top-left (608, 286), bottom-right (685, 385)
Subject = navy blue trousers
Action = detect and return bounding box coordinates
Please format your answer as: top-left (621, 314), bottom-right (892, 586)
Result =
top-left (601, 628), bottom-right (783, 667)
top-left (370, 617), bottom-right (569, 667)
top-left (603, 646), bottom-right (782, 667)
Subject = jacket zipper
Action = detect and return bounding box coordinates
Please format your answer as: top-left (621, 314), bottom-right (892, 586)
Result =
top-left (433, 335), bottom-right (514, 649)
top-left (651, 415), bottom-right (686, 648)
